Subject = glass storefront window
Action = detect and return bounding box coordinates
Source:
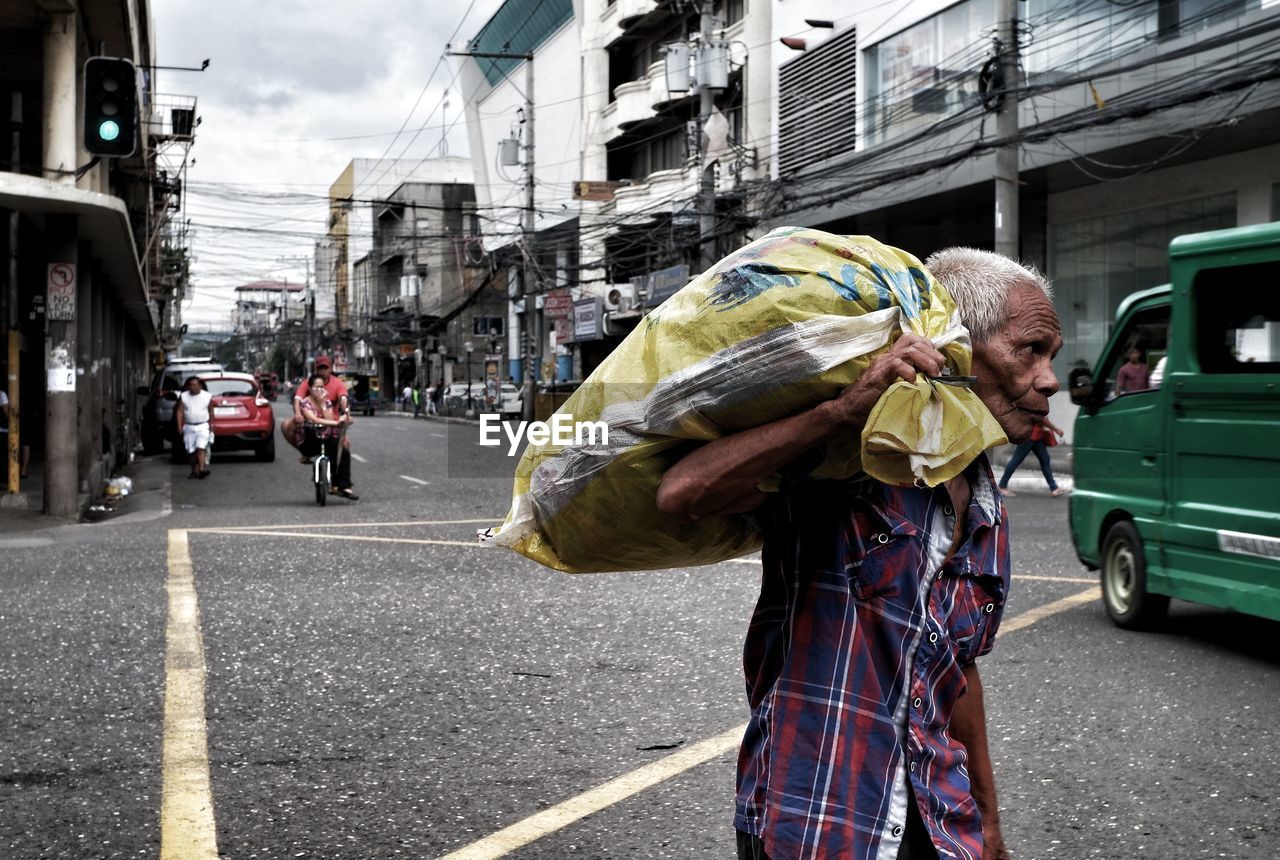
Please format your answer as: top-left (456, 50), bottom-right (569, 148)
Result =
top-left (863, 0), bottom-right (995, 147)
top-left (1022, 0), bottom-right (1259, 80)
top-left (1048, 193), bottom-right (1236, 380)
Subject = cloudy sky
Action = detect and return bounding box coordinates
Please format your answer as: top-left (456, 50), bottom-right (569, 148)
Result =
top-left (153, 0), bottom-right (506, 328)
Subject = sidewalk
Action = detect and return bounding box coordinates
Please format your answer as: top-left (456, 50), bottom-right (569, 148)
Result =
top-left (0, 452), bottom-right (173, 536)
top-left (988, 442), bottom-right (1073, 495)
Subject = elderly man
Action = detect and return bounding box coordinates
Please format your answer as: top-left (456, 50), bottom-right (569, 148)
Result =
top-left (657, 248), bottom-right (1061, 860)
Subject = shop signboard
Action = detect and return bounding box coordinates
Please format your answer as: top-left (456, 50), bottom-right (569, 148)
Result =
top-left (543, 289), bottom-right (574, 319)
top-left (645, 264), bottom-right (689, 308)
top-left (573, 298), bottom-right (603, 341)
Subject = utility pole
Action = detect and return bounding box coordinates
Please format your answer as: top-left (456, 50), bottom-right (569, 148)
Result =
top-left (5, 91), bottom-right (21, 498)
top-left (447, 47), bottom-right (536, 419)
top-left (994, 0), bottom-right (1021, 259)
top-left (43, 12), bottom-right (79, 517)
top-left (698, 2), bottom-right (717, 272)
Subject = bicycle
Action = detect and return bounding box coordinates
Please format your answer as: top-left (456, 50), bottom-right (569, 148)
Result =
top-left (309, 420), bottom-right (347, 506)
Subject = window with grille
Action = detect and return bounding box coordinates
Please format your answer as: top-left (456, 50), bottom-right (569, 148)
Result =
top-left (778, 26), bottom-right (858, 175)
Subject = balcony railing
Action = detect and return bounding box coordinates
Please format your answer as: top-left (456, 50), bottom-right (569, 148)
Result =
top-left (147, 94), bottom-right (197, 142)
top-left (613, 79), bottom-right (654, 131)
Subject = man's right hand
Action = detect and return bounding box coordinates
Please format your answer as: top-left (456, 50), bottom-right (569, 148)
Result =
top-left (827, 333), bottom-right (947, 431)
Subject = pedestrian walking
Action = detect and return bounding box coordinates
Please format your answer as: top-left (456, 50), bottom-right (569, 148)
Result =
top-left (998, 415), bottom-right (1068, 496)
top-left (431, 378), bottom-right (444, 415)
top-left (401, 383), bottom-right (413, 413)
top-left (657, 247), bottom-right (1059, 860)
top-left (412, 383), bottom-right (422, 418)
top-left (175, 376), bottom-right (212, 479)
top-left (425, 381), bottom-right (438, 415)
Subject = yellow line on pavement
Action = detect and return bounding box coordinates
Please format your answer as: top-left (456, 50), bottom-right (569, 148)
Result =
top-left (197, 528), bottom-right (481, 548)
top-left (437, 584), bottom-right (1101, 859)
top-left (191, 518), bottom-right (498, 532)
top-left (438, 725), bottom-right (747, 860)
top-left (997, 585), bottom-right (1100, 634)
top-left (160, 529), bottom-right (218, 859)
top-left (1015, 574), bottom-right (1096, 584)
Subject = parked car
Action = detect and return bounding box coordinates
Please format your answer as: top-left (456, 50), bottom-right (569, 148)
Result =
top-left (138, 359), bottom-right (223, 454)
top-left (497, 381), bottom-right (522, 419)
top-left (195, 371), bottom-right (276, 462)
top-left (440, 380), bottom-right (497, 416)
top-left (1070, 222), bottom-right (1280, 629)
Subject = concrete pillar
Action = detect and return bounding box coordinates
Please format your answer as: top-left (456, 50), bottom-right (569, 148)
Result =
top-left (76, 246), bottom-right (93, 486)
top-left (740, 0), bottom-right (771, 185)
top-left (42, 11), bottom-right (77, 185)
top-left (44, 215), bottom-right (78, 517)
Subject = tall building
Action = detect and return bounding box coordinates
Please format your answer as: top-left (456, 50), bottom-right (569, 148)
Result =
top-left (0, 0), bottom-right (192, 514)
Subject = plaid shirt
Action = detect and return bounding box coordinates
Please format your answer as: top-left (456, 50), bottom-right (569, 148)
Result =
top-left (735, 457), bottom-right (1009, 860)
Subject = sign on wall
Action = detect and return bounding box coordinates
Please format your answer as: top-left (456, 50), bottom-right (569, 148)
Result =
top-left (47, 263), bottom-right (77, 321)
top-left (572, 298), bottom-right (602, 342)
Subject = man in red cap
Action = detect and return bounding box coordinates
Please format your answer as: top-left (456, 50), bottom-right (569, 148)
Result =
top-left (282, 354), bottom-right (352, 465)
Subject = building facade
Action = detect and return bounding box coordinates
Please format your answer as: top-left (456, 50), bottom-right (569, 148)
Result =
top-left (0, 0), bottom-right (187, 515)
top-left (772, 0), bottom-right (1280, 436)
top-left (459, 0), bottom-right (1280, 421)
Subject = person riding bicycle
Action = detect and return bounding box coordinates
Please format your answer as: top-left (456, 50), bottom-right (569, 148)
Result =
top-left (282, 354), bottom-right (352, 465)
top-left (300, 372), bottom-right (358, 501)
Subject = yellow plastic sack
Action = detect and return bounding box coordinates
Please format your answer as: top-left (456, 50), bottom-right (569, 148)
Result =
top-left (486, 227), bottom-right (1006, 572)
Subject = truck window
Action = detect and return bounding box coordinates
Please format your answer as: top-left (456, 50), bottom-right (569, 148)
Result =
top-left (1194, 261), bottom-right (1280, 373)
top-left (1098, 305), bottom-right (1171, 399)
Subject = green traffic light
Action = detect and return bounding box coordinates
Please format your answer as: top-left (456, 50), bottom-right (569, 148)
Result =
top-left (98, 119), bottom-right (120, 142)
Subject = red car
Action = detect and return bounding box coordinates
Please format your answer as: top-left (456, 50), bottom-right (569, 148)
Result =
top-left (197, 371), bottom-right (276, 461)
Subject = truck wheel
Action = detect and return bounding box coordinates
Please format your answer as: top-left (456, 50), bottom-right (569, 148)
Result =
top-left (1101, 520), bottom-right (1169, 630)
top-left (142, 427), bottom-right (163, 455)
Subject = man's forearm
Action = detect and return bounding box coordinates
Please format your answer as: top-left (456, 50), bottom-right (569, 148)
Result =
top-left (952, 663), bottom-right (1002, 835)
top-left (655, 399), bottom-right (852, 522)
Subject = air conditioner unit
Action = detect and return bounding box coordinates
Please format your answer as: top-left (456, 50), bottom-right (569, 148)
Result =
top-left (604, 283), bottom-right (637, 313)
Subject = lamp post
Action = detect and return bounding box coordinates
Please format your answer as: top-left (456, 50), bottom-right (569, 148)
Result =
top-left (464, 340), bottom-right (474, 415)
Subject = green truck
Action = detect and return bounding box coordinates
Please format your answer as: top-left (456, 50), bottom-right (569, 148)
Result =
top-left (1069, 221), bottom-right (1280, 629)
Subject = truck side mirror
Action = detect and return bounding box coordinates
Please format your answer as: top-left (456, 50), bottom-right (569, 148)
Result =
top-left (136, 385), bottom-right (150, 396)
top-left (1069, 382), bottom-right (1093, 406)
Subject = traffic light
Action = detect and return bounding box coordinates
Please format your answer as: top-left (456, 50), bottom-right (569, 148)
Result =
top-left (83, 57), bottom-right (137, 157)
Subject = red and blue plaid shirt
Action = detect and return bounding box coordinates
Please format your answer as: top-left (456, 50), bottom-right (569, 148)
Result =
top-left (735, 456), bottom-right (1009, 860)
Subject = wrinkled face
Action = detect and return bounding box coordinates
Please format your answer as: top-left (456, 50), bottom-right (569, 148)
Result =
top-left (972, 285), bottom-right (1063, 444)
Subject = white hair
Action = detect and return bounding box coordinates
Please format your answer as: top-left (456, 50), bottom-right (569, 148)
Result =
top-left (924, 247), bottom-right (1053, 342)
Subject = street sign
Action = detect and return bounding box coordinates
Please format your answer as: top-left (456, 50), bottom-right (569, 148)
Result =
top-left (572, 181), bottom-right (623, 202)
top-left (572, 298), bottom-right (603, 341)
top-left (47, 263), bottom-right (77, 321)
top-left (646, 263), bottom-right (689, 307)
top-left (543, 289), bottom-right (574, 319)
top-left (554, 318), bottom-right (572, 344)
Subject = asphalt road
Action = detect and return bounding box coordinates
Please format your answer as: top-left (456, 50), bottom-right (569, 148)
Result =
top-left (1, 405), bottom-right (1276, 859)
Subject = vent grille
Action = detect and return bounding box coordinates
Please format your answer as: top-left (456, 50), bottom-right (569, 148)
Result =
top-left (778, 27), bottom-right (857, 176)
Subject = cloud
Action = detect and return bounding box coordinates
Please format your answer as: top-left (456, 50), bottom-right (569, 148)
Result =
top-left (151, 0), bottom-right (507, 325)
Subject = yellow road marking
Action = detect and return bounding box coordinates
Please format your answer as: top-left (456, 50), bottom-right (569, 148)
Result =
top-left (998, 586), bottom-right (1100, 634)
top-left (161, 529), bottom-right (218, 859)
top-left (1015, 574), bottom-right (1096, 584)
top-left (165, 527), bottom-right (1097, 860)
top-left (438, 585), bottom-right (1101, 859)
top-left (194, 528), bottom-right (481, 548)
top-left (191, 517), bottom-right (498, 532)
top-left (437, 725), bottom-right (747, 860)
